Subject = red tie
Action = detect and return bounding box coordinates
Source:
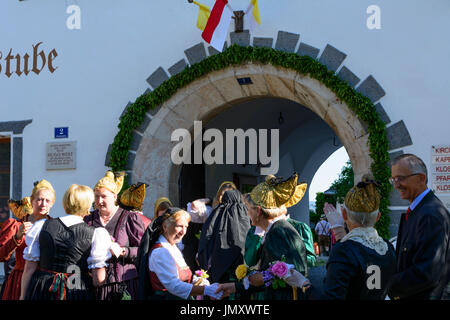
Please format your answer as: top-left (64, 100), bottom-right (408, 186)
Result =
top-left (405, 207), bottom-right (411, 221)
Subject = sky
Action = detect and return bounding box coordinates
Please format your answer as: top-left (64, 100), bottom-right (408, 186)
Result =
top-left (308, 146), bottom-right (349, 203)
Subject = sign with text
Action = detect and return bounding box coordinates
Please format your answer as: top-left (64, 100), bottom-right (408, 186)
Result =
top-left (431, 145), bottom-right (450, 209)
top-left (46, 141), bottom-right (76, 170)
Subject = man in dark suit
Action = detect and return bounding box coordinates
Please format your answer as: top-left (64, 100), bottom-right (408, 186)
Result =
top-left (388, 154), bottom-right (450, 300)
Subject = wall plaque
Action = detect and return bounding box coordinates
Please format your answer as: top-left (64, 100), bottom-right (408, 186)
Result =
top-left (46, 141), bottom-right (76, 170)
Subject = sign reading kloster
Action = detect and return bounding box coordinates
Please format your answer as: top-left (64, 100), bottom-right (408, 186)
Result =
top-left (431, 145), bottom-right (450, 208)
top-left (46, 141), bottom-right (76, 170)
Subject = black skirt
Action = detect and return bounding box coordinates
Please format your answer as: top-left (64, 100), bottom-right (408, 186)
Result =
top-left (25, 269), bottom-right (95, 300)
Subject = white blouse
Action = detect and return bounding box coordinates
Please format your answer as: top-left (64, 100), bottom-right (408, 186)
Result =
top-left (23, 215), bottom-right (112, 269)
top-left (148, 235), bottom-right (193, 300)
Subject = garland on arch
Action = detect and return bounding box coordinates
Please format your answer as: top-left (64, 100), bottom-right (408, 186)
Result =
top-left (109, 44), bottom-right (392, 238)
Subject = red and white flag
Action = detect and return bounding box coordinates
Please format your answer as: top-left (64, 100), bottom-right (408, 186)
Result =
top-left (201, 0), bottom-right (233, 52)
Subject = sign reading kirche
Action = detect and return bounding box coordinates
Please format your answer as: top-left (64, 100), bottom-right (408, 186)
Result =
top-left (0, 42), bottom-right (58, 77)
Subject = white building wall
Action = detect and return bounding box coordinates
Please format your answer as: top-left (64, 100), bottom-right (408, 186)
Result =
top-left (0, 0), bottom-right (449, 216)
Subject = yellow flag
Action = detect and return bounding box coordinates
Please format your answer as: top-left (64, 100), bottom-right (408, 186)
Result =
top-left (246, 0), bottom-right (261, 32)
top-left (250, 0), bottom-right (261, 25)
top-left (193, 1), bottom-right (210, 31)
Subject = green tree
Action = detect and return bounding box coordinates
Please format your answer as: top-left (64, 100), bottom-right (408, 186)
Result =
top-left (313, 160), bottom-right (389, 238)
top-left (311, 160), bottom-right (354, 242)
top-left (330, 160), bottom-right (354, 203)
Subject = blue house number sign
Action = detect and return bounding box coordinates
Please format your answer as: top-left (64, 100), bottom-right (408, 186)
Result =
top-left (55, 127), bottom-right (69, 139)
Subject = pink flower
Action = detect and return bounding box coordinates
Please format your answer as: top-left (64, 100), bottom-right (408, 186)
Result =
top-left (195, 270), bottom-right (204, 277)
top-left (271, 261), bottom-right (289, 278)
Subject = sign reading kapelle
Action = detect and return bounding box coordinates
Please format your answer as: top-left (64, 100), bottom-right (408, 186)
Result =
top-left (431, 145), bottom-right (450, 208)
top-left (46, 141), bottom-right (76, 170)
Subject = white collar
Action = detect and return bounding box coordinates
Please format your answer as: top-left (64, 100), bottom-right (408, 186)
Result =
top-left (59, 215), bottom-right (84, 227)
top-left (341, 227), bottom-right (388, 255)
top-left (157, 235), bottom-right (188, 267)
top-left (254, 226), bottom-right (265, 237)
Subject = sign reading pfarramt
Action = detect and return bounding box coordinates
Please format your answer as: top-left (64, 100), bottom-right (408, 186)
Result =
top-left (431, 145), bottom-right (450, 208)
top-left (46, 141), bottom-right (76, 170)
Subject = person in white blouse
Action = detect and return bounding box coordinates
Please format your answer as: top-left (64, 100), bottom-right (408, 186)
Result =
top-left (20, 184), bottom-right (113, 300)
top-left (137, 207), bottom-right (222, 300)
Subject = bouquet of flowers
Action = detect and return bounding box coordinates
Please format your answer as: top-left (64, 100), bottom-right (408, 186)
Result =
top-left (193, 269), bottom-right (210, 286)
top-left (235, 264), bottom-right (250, 281)
top-left (235, 264), bottom-right (258, 290)
top-left (261, 256), bottom-right (310, 300)
top-left (264, 260), bottom-right (290, 289)
top-left (193, 269), bottom-right (210, 300)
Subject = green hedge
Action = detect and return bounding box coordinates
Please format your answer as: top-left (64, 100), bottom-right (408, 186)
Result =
top-left (109, 44), bottom-right (392, 238)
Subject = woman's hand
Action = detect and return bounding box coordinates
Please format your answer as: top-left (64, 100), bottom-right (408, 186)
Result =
top-left (15, 221), bottom-right (32, 241)
top-left (190, 199), bottom-right (207, 215)
top-left (110, 242), bottom-right (126, 258)
top-left (248, 272), bottom-right (264, 287)
top-left (323, 202), bottom-right (345, 228)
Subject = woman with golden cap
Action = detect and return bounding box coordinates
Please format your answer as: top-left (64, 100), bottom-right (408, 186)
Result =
top-left (20, 184), bottom-right (113, 300)
top-left (118, 182), bottom-right (151, 229)
top-left (216, 174), bottom-right (310, 300)
top-left (153, 197), bottom-right (173, 221)
top-left (322, 175), bottom-right (396, 300)
top-left (1, 179), bottom-right (54, 300)
top-left (84, 171), bottom-right (145, 300)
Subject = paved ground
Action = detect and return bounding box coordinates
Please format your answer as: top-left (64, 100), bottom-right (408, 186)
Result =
top-left (306, 256), bottom-right (328, 299)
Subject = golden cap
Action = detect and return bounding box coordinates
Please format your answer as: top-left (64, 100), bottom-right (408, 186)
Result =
top-left (94, 171), bottom-right (125, 195)
top-left (344, 175), bottom-right (381, 213)
top-left (154, 197), bottom-right (173, 217)
top-left (8, 197), bottom-right (33, 220)
top-left (250, 173), bottom-right (303, 209)
top-left (284, 183), bottom-right (308, 208)
top-left (120, 183), bottom-right (146, 210)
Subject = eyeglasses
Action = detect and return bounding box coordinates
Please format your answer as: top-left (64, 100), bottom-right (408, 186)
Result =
top-left (389, 173), bottom-right (421, 185)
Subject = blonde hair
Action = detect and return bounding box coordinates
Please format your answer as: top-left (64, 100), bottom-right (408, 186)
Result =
top-left (31, 179), bottom-right (55, 203)
top-left (63, 184), bottom-right (95, 217)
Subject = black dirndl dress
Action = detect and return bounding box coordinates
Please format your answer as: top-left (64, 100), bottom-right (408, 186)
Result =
top-left (25, 218), bottom-right (96, 300)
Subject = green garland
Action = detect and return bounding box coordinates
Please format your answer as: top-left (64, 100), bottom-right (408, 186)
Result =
top-left (109, 44), bottom-right (392, 238)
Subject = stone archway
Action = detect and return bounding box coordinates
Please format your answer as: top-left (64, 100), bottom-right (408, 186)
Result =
top-left (131, 62), bottom-right (369, 214)
top-left (106, 31), bottom-right (414, 235)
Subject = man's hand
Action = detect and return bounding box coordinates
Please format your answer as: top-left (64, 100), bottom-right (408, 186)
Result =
top-left (215, 283), bottom-right (236, 299)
